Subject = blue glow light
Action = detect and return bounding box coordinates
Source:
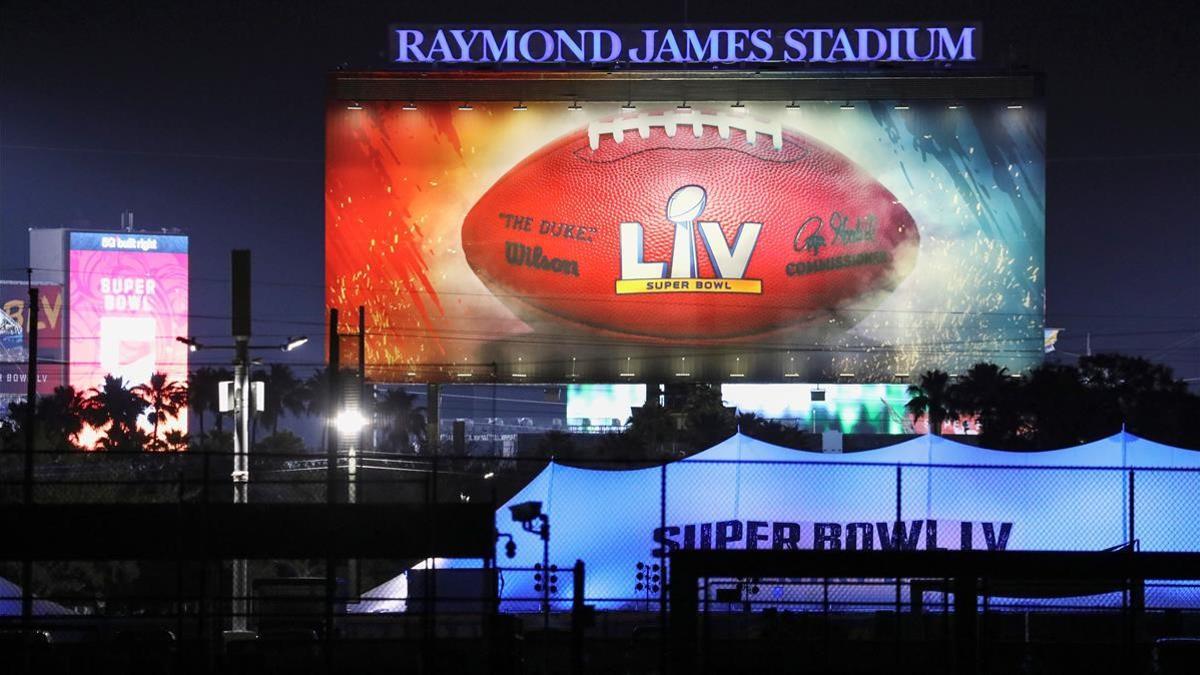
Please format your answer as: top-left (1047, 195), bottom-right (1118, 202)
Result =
top-left (358, 432), bottom-right (1200, 613)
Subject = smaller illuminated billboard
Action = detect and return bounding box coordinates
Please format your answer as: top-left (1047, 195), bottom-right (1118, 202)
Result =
top-left (0, 281), bottom-right (65, 396)
top-left (68, 232), bottom-right (188, 430)
top-left (566, 384), bottom-right (647, 428)
top-left (722, 383), bottom-right (976, 435)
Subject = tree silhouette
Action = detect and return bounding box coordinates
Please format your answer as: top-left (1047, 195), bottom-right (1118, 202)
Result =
top-left (955, 363), bottom-right (1022, 448)
top-left (252, 363), bottom-right (306, 436)
top-left (375, 387), bottom-right (426, 453)
top-left (1023, 363), bottom-right (1099, 448)
top-left (626, 397), bottom-right (677, 459)
top-left (162, 429), bottom-right (190, 452)
top-left (1078, 354), bottom-right (1191, 442)
top-left (133, 371), bottom-right (188, 450)
top-left (4, 385), bottom-right (90, 451)
top-left (187, 367), bottom-right (220, 437)
top-left (736, 412), bottom-right (812, 449)
top-left (83, 375), bottom-right (150, 452)
top-left (906, 370), bottom-right (956, 436)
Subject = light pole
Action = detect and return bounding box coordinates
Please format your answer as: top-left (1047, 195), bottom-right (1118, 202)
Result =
top-left (178, 333), bottom-right (307, 634)
top-left (176, 251), bottom-right (309, 635)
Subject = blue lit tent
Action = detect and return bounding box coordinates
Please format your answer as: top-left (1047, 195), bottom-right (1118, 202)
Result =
top-left (353, 432), bottom-right (1200, 613)
top-left (0, 576), bottom-right (73, 616)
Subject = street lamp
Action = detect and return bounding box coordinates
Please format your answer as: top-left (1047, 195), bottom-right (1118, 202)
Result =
top-left (283, 336), bottom-right (308, 352)
top-left (176, 336), bottom-right (202, 352)
top-left (177, 332), bottom-right (308, 634)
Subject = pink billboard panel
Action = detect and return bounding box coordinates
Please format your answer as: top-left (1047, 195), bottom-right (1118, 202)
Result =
top-left (68, 232), bottom-right (188, 438)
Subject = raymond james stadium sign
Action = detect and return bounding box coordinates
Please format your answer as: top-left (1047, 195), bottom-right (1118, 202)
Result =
top-left (390, 24), bottom-right (981, 66)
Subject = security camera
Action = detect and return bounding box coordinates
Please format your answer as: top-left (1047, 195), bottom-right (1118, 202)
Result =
top-left (509, 501), bottom-right (543, 525)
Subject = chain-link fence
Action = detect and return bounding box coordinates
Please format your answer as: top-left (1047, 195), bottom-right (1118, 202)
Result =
top-left (5, 448), bottom-right (1200, 673)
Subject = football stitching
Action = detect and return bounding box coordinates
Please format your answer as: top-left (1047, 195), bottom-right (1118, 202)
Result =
top-left (587, 112), bottom-right (784, 150)
top-left (572, 143), bottom-right (809, 166)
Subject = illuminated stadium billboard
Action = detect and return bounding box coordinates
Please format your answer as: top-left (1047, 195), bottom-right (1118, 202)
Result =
top-left (67, 232), bottom-right (189, 428)
top-left (327, 97), bottom-right (1044, 383)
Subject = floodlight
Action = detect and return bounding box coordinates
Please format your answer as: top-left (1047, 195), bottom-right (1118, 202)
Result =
top-left (335, 409), bottom-right (368, 434)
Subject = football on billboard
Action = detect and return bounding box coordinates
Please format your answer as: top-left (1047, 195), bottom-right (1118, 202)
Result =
top-left (461, 111), bottom-right (920, 341)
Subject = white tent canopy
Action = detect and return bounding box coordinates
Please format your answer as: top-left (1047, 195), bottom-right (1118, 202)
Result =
top-left (355, 431), bottom-right (1200, 613)
top-left (0, 576), bottom-right (74, 617)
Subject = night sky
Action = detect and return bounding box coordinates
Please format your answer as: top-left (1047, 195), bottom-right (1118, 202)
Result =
top-left (2, 0), bottom-right (1197, 383)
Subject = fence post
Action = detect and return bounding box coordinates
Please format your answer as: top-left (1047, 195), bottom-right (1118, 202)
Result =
top-left (894, 464), bottom-right (903, 654)
top-left (659, 461), bottom-right (668, 675)
top-left (1129, 470), bottom-right (1144, 613)
top-left (1128, 469), bottom-right (1136, 547)
top-left (571, 560), bottom-right (586, 675)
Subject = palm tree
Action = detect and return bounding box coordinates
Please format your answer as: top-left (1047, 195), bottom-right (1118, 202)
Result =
top-left (84, 375), bottom-right (150, 451)
top-left (133, 371), bottom-right (189, 450)
top-left (187, 367), bottom-right (220, 436)
top-left (375, 387), bottom-right (425, 453)
top-left (37, 385), bottom-right (89, 449)
top-left (627, 398), bottom-right (677, 459)
top-left (301, 367), bottom-right (330, 419)
top-left (253, 363), bottom-right (305, 436)
top-left (906, 370), bottom-right (956, 436)
top-left (954, 363), bottom-right (1022, 446)
top-left (162, 429), bottom-right (190, 452)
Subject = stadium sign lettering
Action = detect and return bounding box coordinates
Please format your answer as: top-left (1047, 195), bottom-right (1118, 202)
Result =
top-left (391, 25), bottom-right (980, 65)
top-left (651, 519), bottom-right (1012, 557)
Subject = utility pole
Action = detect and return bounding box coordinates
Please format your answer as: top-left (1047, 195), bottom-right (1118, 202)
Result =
top-left (230, 250), bottom-right (252, 634)
top-left (348, 305), bottom-right (366, 596)
top-left (23, 283), bottom-right (38, 503)
top-left (351, 305), bottom-right (364, 507)
top-left (327, 308), bottom-right (340, 502)
top-left (173, 252), bottom-right (307, 640)
top-left (325, 307), bottom-right (340, 645)
top-left (21, 279), bottom-right (39, 631)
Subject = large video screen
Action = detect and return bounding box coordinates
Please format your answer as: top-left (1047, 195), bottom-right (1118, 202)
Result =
top-left (68, 232), bottom-right (189, 429)
top-left (327, 100), bottom-right (1044, 382)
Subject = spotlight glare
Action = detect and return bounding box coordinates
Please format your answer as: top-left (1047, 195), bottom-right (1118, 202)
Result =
top-left (334, 409), bottom-right (368, 434)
